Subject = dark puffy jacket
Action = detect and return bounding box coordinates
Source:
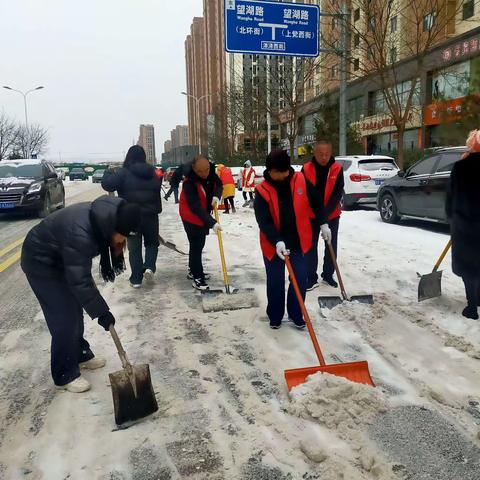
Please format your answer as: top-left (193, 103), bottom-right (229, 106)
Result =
top-left (170, 164), bottom-right (185, 189)
top-left (101, 163), bottom-right (162, 214)
top-left (21, 195), bottom-right (123, 319)
top-left (446, 153), bottom-right (480, 277)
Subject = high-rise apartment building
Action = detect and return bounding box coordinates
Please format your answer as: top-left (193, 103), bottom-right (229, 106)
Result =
top-left (171, 125), bottom-right (190, 149)
top-left (137, 124), bottom-right (156, 165)
top-left (164, 139), bottom-right (172, 154)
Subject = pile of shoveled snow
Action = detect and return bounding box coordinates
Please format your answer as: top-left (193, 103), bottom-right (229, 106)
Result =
top-left (288, 372), bottom-right (398, 479)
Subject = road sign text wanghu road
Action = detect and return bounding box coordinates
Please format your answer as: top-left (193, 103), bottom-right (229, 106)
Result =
top-left (225, 0), bottom-right (319, 57)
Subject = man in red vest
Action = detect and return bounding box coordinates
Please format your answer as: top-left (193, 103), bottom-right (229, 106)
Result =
top-left (179, 156), bottom-right (223, 290)
top-left (254, 150), bottom-right (331, 329)
top-left (302, 140), bottom-right (345, 290)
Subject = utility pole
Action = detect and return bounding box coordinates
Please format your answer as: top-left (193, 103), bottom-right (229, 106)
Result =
top-left (266, 55), bottom-right (272, 154)
top-left (339, 2), bottom-right (348, 156)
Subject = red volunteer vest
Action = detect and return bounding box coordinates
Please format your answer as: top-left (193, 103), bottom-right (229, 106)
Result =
top-left (242, 167), bottom-right (255, 188)
top-left (179, 178), bottom-right (207, 226)
top-left (256, 173), bottom-right (314, 260)
top-left (303, 161), bottom-right (342, 220)
top-left (219, 167), bottom-right (235, 185)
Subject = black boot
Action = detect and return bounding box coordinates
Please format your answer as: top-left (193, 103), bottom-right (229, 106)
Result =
top-left (462, 306), bottom-right (479, 320)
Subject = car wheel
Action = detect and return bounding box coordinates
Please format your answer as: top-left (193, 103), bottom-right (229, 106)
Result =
top-left (39, 194), bottom-right (51, 218)
top-left (379, 194), bottom-right (400, 224)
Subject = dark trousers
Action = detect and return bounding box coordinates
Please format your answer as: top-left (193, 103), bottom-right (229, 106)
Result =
top-left (184, 222), bottom-right (207, 279)
top-left (224, 197), bottom-right (235, 213)
top-left (462, 274), bottom-right (480, 308)
top-left (26, 274), bottom-right (94, 386)
top-left (128, 213), bottom-right (159, 284)
top-left (263, 250), bottom-right (307, 326)
top-left (242, 191), bottom-right (254, 201)
top-left (165, 185), bottom-right (179, 203)
top-left (308, 216), bottom-right (340, 285)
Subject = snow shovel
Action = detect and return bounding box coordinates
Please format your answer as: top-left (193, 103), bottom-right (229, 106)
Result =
top-left (201, 204), bottom-right (259, 313)
top-left (417, 239), bottom-right (451, 302)
top-left (108, 325), bottom-right (158, 425)
top-left (284, 255), bottom-right (375, 391)
top-left (318, 241), bottom-right (374, 309)
top-left (158, 234), bottom-right (188, 256)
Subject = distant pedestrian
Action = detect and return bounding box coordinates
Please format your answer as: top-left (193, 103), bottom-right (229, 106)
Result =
top-left (102, 145), bottom-right (162, 287)
top-left (164, 165), bottom-right (184, 204)
top-left (446, 129), bottom-right (480, 320)
top-left (302, 140), bottom-right (344, 291)
top-left (241, 160), bottom-right (256, 207)
top-left (21, 196), bottom-right (140, 392)
top-left (217, 164), bottom-right (236, 214)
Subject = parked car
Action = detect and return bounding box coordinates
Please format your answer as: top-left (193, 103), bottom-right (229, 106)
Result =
top-left (335, 155), bottom-right (399, 208)
top-left (0, 159), bottom-right (65, 217)
top-left (69, 167), bottom-right (88, 181)
top-left (377, 146), bottom-right (465, 224)
top-left (92, 169), bottom-right (106, 183)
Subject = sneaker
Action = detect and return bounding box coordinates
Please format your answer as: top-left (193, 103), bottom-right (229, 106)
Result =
top-left (144, 269), bottom-right (155, 284)
top-left (58, 376), bottom-right (91, 393)
top-left (289, 318), bottom-right (306, 330)
top-left (164, 195), bottom-right (169, 201)
top-left (462, 306), bottom-right (479, 320)
top-left (193, 277), bottom-right (209, 291)
top-left (232, 207), bottom-right (237, 214)
top-left (270, 324), bottom-right (281, 330)
top-left (306, 282), bottom-right (319, 292)
top-left (187, 270), bottom-right (210, 280)
top-left (242, 201), bottom-right (250, 207)
top-left (80, 356), bottom-right (106, 370)
top-left (322, 276), bottom-right (338, 288)
top-left (130, 282), bottom-right (142, 289)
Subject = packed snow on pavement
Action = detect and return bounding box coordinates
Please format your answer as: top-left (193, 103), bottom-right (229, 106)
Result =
top-left (0, 189), bottom-right (479, 479)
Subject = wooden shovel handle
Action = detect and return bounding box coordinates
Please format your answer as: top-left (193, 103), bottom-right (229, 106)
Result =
top-left (213, 204), bottom-right (231, 292)
top-left (109, 325), bottom-right (132, 370)
top-left (326, 241), bottom-right (349, 301)
top-left (285, 256), bottom-right (326, 366)
top-left (433, 239), bottom-right (452, 272)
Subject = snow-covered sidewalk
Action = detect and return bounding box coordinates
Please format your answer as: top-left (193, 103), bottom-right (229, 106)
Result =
top-left (1, 192), bottom-right (479, 479)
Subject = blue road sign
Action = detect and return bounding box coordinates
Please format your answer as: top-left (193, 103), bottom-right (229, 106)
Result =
top-left (225, 0), bottom-right (319, 57)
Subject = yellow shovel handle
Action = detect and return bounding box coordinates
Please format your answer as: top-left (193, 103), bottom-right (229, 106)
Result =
top-left (433, 239), bottom-right (452, 272)
top-left (213, 204), bottom-right (230, 290)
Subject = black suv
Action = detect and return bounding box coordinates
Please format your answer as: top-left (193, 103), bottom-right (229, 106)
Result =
top-left (69, 167), bottom-right (88, 181)
top-left (0, 159), bottom-right (65, 217)
top-left (377, 147), bottom-right (466, 224)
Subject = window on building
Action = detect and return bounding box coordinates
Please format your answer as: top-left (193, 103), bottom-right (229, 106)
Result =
top-left (347, 96), bottom-right (363, 123)
top-left (353, 8), bottom-right (360, 22)
top-left (354, 33), bottom-right (360, 47)
top-left (367, 45), bottom-right (375, 59)
top-left (391, 16), bottom-right (398, 33)
top-left (423, 11), bottom-right (436, 31)
top-left (390, 47), bottom-right (397, 64)
top-left (331, 65), bottom-right (338, 78)
top-left (432, 61), bottom-right (470, 100)
top-left (396, 79), bottom-right (420, 106)
top-left (315, 85), bottom-right (321, 97)
top-left (368, 16), bottom-right (376, 31)
top-left (463, 0), bottom-right (475, 20)
top-left (371, 90), bottom-right (387, 115)
top-left (353, 58), bottom-right (360, 71)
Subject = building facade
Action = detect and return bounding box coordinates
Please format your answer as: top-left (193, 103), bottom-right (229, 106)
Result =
top-left (171, 125), bottom-right (190, 149)
top-left (137, 124), bottom-right (156, 165)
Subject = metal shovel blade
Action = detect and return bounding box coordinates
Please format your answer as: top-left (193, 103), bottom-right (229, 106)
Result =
top-left (318, 296), bottom-right (343, 310)
top-left (109, 364), bottom-right (158, 425)
top-left (202, 287), bottom-right (259, 313)
top-left (418, 270), bottom-right (443, 302)
top-left (285, 360), bottom-right (375, 391)
top-left (158, 235), bottom-right (188, 256)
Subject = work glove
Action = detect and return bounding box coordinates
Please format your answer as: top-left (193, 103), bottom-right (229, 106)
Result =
top-left (275, 241), bottom-right (290, 260)
top-left (212, 196), bottom-right (220, 208)
top-left (320, 224), bottom-right (332, 244)
top-left (97, 311), bottom-right (116, 331)
top-left (213, 223), bottom-right (222, 234)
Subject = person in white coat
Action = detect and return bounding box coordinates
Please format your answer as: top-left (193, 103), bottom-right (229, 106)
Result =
top-left (241, 160), bottom-right (256, 207)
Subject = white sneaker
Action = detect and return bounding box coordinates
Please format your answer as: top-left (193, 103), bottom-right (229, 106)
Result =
top-left (58, 376), bottom-right (91, 393)
top-left (130, 282), bottom-right (142, 289)
top-left (144, 269), bottom-right (155, 284)
top-left (80, 356), bottom-right (106, 370)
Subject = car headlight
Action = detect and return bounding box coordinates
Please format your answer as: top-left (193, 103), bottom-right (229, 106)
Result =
top-left (28, 182), bottom-right (43, 193)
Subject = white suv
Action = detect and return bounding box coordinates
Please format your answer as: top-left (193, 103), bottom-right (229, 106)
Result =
top-left (335, 155), bottom-right (399, 208)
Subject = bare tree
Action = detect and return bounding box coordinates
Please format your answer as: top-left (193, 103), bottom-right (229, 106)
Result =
top-left (322, 0), bottom-right (463, 167)
top-left (0, 112), bottom-right (18, 161)
top-left (15, 123), bottom-right (49, 158)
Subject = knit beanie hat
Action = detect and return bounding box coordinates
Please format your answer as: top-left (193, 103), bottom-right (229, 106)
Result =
top-left (115, 203), bottom-right (141, 237)
top-left (265, 149), bottom-right (291, 172)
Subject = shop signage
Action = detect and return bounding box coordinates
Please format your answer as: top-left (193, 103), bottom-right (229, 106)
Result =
top-left (353, 107), bottom-right (422, 137)
top-left (442, 37), bottom-right (479, 63)
top-left (424, 97), bottom-right (466, 126)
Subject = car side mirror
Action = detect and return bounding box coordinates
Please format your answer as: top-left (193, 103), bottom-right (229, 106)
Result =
top-left (398, 170), bottom-right (406, 178)
top-left (46, 172), bottom-right (58, 179)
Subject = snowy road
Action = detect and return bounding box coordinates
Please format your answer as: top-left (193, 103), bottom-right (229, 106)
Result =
top-left (0, 187), bottom-right (479, 479)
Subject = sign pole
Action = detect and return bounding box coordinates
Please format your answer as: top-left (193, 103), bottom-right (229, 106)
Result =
top-left (339, 2), bottom-right (348, 156)
top-left (267, 55), bottom-right (272, 154)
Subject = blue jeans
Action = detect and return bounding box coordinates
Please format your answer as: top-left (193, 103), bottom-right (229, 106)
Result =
top-left (128, 213), bottom-right (159, 284)
top-left (263, 250), bottom-right (308, 326)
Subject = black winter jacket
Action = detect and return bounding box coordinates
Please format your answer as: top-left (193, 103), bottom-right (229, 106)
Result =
top-left (101, 163), bottom-right (162, 215)
top-left (21, 196), bottom-right (124, 319)
top-left (170, 165), bottom-right (185, 189)
top-left (446, 153), bottom-right (480, 277)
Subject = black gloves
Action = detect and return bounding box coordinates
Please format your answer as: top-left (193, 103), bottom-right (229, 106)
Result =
top-left (98, 311), bottom-right (115, 331)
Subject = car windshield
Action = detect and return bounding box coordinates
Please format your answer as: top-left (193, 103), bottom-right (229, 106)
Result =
top-left (70, 168), bottom-right (84, 173)
top-left (0, 164), bottom-right (42, 179)
top-left (94, 170), bottom-right (105, 175)
top-left (359, 159), bottom-right (397, 171)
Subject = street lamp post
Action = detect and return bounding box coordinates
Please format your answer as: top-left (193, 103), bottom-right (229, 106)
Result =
top-left (2, 85), bottom-right (44, 158)
top-left (181, 91), bottom-right (212, 155)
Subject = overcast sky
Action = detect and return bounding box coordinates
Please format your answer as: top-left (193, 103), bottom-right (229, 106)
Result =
top-left (0, 0), bottom-right (203, 163)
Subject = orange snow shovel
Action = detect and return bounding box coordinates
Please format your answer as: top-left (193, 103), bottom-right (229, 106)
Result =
top-left (284, 256), bottom-right (375, 391)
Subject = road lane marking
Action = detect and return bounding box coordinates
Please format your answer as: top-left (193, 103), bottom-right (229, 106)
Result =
top-left (0, 250), bottom-right (22, 273)
top-left (0, 237), bottom-right (25, 260)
